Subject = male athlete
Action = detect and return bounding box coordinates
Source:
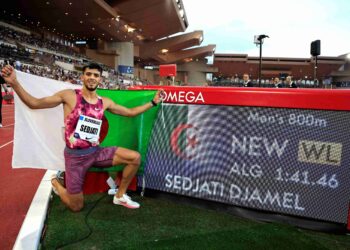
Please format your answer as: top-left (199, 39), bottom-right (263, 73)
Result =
top-left (1, 63), bottom-right (162, 211)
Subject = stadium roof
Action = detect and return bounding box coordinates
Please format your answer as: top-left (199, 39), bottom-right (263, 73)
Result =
top-left (3, 0), bottom-right (188, 43)
top-left (2, 0), bottom-right (216, 65)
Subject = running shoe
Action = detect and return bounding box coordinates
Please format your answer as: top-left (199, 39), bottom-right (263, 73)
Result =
top-left (113, 194), bottom-right (140, 209)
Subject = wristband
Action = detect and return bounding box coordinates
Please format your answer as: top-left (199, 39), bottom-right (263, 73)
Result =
top-left (151, 100), bottom-right (157, 107)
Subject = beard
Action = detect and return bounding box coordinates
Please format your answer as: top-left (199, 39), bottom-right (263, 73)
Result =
top-left (86, 85), bottom-right (98, 91)
top-left (84, 81), bottom-right (98, 91)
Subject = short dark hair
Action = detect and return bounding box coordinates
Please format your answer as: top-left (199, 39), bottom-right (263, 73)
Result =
top-left (82, 63), bottom-right (103, 75)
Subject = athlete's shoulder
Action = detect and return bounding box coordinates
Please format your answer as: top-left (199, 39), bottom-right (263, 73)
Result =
top-left (57, 88), bottom-right (76, 94)
top-left (101, 96), bottom-right (115, 109)
top-left (57, 89), bottom-right (77, 103)
top-left (101, 96), bottom-right (113, 103)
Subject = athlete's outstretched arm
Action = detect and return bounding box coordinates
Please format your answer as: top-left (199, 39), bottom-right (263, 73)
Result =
top-left (1, 65), bottom-right (66, 109)
top-left (104, 90), bottom-right (162, 117)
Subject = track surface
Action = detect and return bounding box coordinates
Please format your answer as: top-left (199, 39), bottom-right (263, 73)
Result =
top-left (0, 104), bottom-right (45, 250)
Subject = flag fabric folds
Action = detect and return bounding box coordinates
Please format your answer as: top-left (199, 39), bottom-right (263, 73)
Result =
top-left (13, 71), bottom-right (79, 170)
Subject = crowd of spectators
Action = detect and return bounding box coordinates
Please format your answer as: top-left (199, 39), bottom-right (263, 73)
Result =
top-left (0, 60), bottom-right (80, 83)
top-left (0, 22), bottom-right (148, 89)
top-left (212, 76), bottom-right (321, 88)
top-left (0, 60), bottom-right (145, 90)
top-left (0, 25), bottom-right (81, 57)
top-left (0, 43), bottom-right (32, 63)
top-left (0, 22), bottom-right (91, 66)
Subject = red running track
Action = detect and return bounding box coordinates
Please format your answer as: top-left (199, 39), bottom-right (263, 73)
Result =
top-left (0, 104), bottom-right (45, 250)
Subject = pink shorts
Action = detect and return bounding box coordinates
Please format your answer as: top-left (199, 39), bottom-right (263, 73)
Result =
top-left (64, 146), bottom-right (117, 194)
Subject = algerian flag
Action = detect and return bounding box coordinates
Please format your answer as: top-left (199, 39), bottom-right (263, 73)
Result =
top-left (93, 89), bottom-right (159, 174)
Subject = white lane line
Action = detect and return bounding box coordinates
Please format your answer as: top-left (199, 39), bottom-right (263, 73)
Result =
top-left (0, 140), bottom-right (13, 149)
top-left (13, 170), bottom-right (56, 250)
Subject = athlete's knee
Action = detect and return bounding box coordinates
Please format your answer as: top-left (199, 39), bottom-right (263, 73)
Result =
top-left (69, 201), bottom-right (84, 212)
top-left (133, 151), bottom-right (141, 165)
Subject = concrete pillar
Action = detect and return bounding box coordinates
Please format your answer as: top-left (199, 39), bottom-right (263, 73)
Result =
top-left (177, 61), bottom-right (210, 85)
top-left (109, 42), bottom-right (134, 77)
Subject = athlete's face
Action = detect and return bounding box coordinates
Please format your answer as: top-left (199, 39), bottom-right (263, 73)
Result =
top-left (81, 68), bottom-right (101, 91)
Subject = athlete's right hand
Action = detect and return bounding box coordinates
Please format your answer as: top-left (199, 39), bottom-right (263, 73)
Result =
top-left (1, 65), bottom-right (17, 86)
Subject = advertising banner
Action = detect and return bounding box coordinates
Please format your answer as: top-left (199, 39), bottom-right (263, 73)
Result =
top-left (118, 65), bottom-right (134, 74)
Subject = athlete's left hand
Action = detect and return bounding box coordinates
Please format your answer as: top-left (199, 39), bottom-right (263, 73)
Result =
top-left (153, 89), bottom-right (165, 105)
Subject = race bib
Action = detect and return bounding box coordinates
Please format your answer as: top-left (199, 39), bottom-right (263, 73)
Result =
top-left (74, 115), bottom-right (102, 143)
